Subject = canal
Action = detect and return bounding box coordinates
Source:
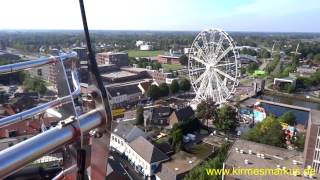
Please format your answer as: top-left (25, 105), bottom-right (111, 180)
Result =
top-left (259, 94), bottom-right (320, 110)
top-left (256, 94), bottom-right (320, 127)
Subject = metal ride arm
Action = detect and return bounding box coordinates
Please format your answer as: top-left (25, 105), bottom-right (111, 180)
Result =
top-left (0, 48), bottom-right (110, 179)
top-left (77, 0), bottom-right (112, 179)
top-left (0, 109), bottom-right (104, 178)
top-left (0, 70), bottom-right (80, 128)
top-left (0, 1), bottom-right (112, 179)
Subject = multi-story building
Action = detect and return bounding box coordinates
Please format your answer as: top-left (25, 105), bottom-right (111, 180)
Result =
top-left (28, 57), bottom-right (58, 88)
top-left (126, 136), bottom-right (169, 177)
top-left (304, 110), bottom-right (320, 172)
top-left (157, 55), bottom-right (180, 65)
top-left (96, 52), bottom-right (129, 67)
top-left (110, 122), bottom-right (169, 178)
top-left (110, 121), bottom-right (147, 154)
top-left (224, 139), bottom-right (309, 180)
top-left (28, 64), bottom-right (50, 82)
top-left (107, 81), bottom-right (151, 108)
top-left (152, 71), bottom-right (174, 84)
top-left (72, 47), bottom-right (87, 61)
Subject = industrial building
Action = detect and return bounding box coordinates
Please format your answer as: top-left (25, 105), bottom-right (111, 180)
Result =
top-left (157, 54), bottom-right (181, 65)
top-left (304, 110), bottom-right (320, 173)
top-left (96, 52), bottom-right (129, 67)
top-left (273, 76), bottom-right (297, 91)
top-left (72, 47), bottom-right (87, 61)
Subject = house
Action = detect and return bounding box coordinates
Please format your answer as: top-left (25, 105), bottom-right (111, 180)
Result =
top-left (107, 84), bottom-right (143, 108)
top-left (167, 107), bottom-right (195, 129)
top-left (144, 106), bottom-right (173, 126)
top-left (125, 136), bottom-right (169, 177)
top-left (110, 121), bottom-right (147, 154)
top-left (296, 66), bottom-right (318, 77)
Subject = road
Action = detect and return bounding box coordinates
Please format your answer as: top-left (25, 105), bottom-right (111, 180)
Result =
top-left (108, 154), bottom-right (131, 179)
top-left (112, 151), bottom-right (144, 180)
top-left (259, 58), bottom-right (269, 70)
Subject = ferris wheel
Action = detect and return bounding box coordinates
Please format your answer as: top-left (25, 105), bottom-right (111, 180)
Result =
top-left (188, 28), bottom-right (240, 104)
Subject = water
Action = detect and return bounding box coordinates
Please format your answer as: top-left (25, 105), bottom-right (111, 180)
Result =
top-left (259, 94), bottom-right (320, 110)
top-left (253, 110), bottom-right (266, 122)
top-left (239, 108), bottom-right (266, 122)
top-left (256, 94), bottom-right (320, 127)
top-left (260, 102), bottom-right (309, 127)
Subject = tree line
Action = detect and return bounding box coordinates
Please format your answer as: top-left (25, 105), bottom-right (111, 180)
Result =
top-left (147, 79), bottom-right (191, 100)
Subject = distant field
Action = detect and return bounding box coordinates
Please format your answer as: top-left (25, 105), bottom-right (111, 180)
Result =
top-left (128, 50), bottom-right (165, 57)
top-left (162, 64), bottom-right (184, 71)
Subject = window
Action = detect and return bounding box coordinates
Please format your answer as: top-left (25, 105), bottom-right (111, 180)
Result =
top-left (8, 131), bottom-right (17, 137)
top-left (37, 69), bottom-right (42, 76)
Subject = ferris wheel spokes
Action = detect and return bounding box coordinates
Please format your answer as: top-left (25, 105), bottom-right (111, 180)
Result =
top-left (188, 28), bottom-right (240, 104)
top-left (214, 68), bottom-right (237, 82)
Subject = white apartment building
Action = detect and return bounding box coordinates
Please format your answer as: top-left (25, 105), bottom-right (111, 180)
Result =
top-left (125, 136), bottom-right (169, 177)
top-left (110, 122), bottom-right (169, 178)
top-left (110, 122), bottom-right (146, 154)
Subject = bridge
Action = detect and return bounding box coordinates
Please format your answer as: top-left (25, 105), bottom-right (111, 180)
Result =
top-left (242, 98), bottom-right (311, 112)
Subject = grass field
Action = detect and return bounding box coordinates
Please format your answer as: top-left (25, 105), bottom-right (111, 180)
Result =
top-left (128, 49), bottom-right (165, 57)
top-left (162, 64), bottom-right (184, 71)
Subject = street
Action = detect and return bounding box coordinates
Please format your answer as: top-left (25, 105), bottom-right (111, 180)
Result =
top-left (111, 151), bottom-right (144, 180)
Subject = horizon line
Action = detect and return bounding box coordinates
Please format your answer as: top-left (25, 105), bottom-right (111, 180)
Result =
top-left (1, 28), bottom-right (320, 34)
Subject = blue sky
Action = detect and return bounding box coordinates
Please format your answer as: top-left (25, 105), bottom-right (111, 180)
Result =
top-left (0, 0), bottom-right (319, 32)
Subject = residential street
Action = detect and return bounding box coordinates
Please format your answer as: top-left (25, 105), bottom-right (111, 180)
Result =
top-left (111, 151), bottom-right (144, 180)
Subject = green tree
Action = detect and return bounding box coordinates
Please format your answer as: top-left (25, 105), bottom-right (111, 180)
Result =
top-left (283, 83), bottom-right (295, 93)
top-left (171, 127), bottom-right (183, 152)
top-left (215, 105), bottom-right (238, 133)
top-left (147, 85), bottom-right (161, 100)
top-left (265, 57), bottom-right (280, 74)
top-left (184, 142), bottom-right (231, 180)
top-left (170, 80), bottom-right (180, 94)
top-left (196, 100), bottom-right (217, 126)
top-left (293, 133), bottom-right (305, 152)
top-left (179, 54), bottom-right (188, 65)
top-left (315, 53), bottom-right (320, 62)
top-left (241, 48), bottom-right (257, 56)
top-left (23, 76), bottom-right (47, 95)
top-left (279, 111), bottom-right (296, 126)
top-left (260, 49), bottom-right (271, 58)
top-left (136, 106), bottom-right (144, 125)
top-left (307, 53), bottom-right (314, 60)
top-left (179, 78), bottom-right (191, 92)
top-left (152, 61), bottom-right (162, 70)
top-left (246, 62), bottom-right (259, 74)
top-left (240, 67), bottom-right (246, 75)
top-left (242, 115), bottom-right (285, 147)
top-left (169, 118), bottom-right (201, 152)
top-left (159, 83), bottom-right (169, 97)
